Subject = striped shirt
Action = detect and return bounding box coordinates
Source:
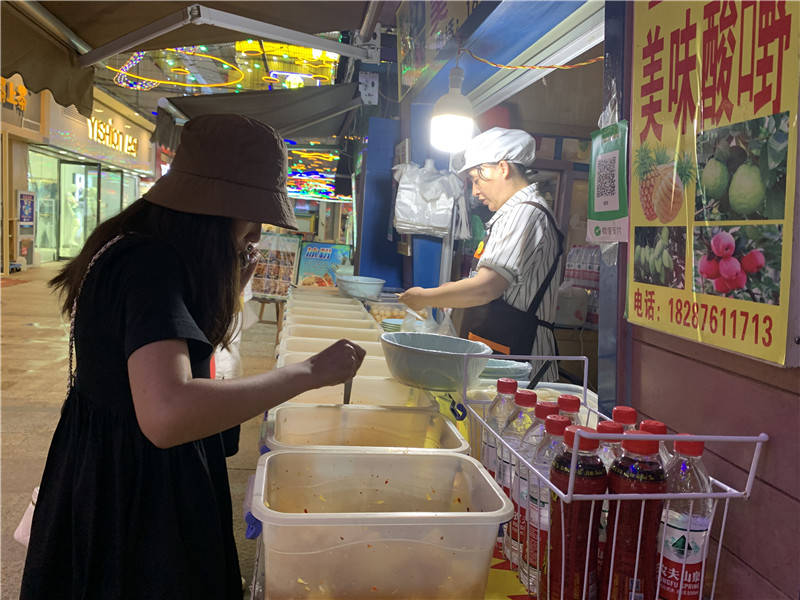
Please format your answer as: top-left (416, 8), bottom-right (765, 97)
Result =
top-left (477, 184), bottom-right (562, 381)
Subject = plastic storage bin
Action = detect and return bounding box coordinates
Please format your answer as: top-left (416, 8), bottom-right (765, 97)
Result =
top-left (286, 305), bottom-right (369, 319)
top-left (278, 337), bottom-right (384, 357)
top-left (250, 450), bottom-right (514, 600)
top-left (286, 376), bottom-right (432, 407)
top-left (282, 324), bottom-right (381, 342)
top-left (277, 352), bottom-right (391, 377)
top-left (262, 404), bottom-right (467, 453)
top-left (283, 314), bottom-right (380, 330)
top-left (287, 297), bottom-right (363, 309)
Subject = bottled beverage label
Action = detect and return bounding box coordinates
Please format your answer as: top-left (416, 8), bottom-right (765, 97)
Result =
top-left (657, 513), bottom-right (710, 600)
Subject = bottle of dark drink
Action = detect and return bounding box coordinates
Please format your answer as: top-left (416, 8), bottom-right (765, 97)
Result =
top-left (548, 425), bottom-right (607, 600)
top-left (601, 430), bottom-right (667, 600)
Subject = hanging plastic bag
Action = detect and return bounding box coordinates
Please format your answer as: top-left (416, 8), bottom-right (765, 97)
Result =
top-left (435, 307), bottom-right (458, 337)
top-left (392, 161), bottom-right (463, 238)
top-left (400, 307), bottom-right (438, 333)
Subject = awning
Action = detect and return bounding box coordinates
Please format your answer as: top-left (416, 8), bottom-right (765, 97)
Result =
top-left (153, 82), bottom-right (362, 150)
top-left (1, 2), bottom-right (94, 116)
top-left (1, 1), bottom-right (376, 117)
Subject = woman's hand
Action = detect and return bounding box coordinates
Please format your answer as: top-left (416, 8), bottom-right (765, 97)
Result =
top-left (303, 339), bottom-right (366, 388)
top-left (398, 287), bottom-right (429, 312)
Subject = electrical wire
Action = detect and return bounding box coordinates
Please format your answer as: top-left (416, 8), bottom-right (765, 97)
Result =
top-left (461, 48), bottom-right (604, 71)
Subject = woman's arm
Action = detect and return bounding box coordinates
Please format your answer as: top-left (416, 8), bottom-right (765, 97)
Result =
top-left (398, 267), bottom-right (509, 311)
top-left (128, 338), bottom-right (364, 448)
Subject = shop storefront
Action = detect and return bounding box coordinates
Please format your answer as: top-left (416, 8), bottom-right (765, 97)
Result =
top-left (28, 90), bottom-right (154, 262)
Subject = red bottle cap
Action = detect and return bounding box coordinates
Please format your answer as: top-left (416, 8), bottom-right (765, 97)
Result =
top-left (612, 406), bottom-right (637, 426)
top-left (640, 420), bottom-right (667, 435)
top-left (597, 420), bottom-right (624, 440)
top-left (674, 433), bottom-right (704, 457)
top-left (535, 401), bottom-right (560, 420)
top-left (496, 378), bottom-right (518, 394)
top-left (514, 389), bottom-right (538, 407)
top-left (622, 430), bottom-right (659, 456)
top-left (557, 394), bottom-right (581, 413)
top-left (544, 414), bottom-right (570, 436)
top-left (564, 425), bottom-right (599, 451)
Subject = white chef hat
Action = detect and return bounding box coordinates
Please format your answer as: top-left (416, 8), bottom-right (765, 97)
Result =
top-left (453, 127), bottom-right (536, 174)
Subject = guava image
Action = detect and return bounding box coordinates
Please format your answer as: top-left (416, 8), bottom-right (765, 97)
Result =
top-left (729, 163), bottom-right (766, 216)
top-left (701, 158), bottom-right (729, 200)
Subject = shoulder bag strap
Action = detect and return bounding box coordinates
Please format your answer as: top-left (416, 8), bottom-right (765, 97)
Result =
top-left (66, 234), bottom-right (126, 392)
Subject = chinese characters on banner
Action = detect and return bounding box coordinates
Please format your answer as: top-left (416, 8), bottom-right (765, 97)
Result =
top-left (0, 76), bottom-right (28, 112)
top-left (628, 1), bottom-right (798, 365)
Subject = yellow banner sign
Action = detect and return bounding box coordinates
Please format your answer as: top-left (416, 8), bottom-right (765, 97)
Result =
top-left (628, 1), bottom-right (798, 364)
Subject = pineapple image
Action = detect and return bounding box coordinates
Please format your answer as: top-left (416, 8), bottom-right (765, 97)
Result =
top-left (634, 143), bottom-right (695, 224)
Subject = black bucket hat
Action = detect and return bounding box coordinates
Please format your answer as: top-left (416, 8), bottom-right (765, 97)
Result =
top-left (144, 114), bottom-right (297, 229)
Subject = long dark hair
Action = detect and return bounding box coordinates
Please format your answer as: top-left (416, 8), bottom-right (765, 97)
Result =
top-left (50, 198), bottom-right (241, 348)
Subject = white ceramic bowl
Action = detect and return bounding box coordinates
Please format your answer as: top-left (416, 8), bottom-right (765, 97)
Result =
top-left (380, 332), bottom-right (492, 392)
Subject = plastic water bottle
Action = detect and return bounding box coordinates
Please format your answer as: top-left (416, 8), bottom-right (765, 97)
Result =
top-left (480, 378), bottom-right (518, 553)
top-left (612, 405), bottom-right (637, 431)
top-left (657, 435), bottom-right (713, 600)
top-left (500, 389), bottom-right (539, 567)
top-left (480, 378), bottom-right (518, 480)
top-left (558, 393), bottom-right (581, 425)
top-left (596, 420), bottom-right (624, 569)
top-left (640, 419), bottom-right (674, 469)
top-left (523, 414), bottom-right (570, 595)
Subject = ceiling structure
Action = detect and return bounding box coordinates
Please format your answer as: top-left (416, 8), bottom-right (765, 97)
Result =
top-left (2, 1), bottom-right (398, 119)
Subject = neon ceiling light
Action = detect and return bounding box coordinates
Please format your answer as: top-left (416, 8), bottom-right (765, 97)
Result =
top-left (107, 48), bottom-right (244, 89)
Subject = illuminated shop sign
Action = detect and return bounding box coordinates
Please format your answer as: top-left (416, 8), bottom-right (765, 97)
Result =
top-left (87, 116), bottom-right (138, 157)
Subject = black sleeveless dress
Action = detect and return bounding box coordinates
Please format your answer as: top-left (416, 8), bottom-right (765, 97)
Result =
top-left (20, 237), bottom-right (242, 599)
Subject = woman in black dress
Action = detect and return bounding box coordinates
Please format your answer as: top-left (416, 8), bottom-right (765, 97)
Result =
top-left (20, 114), bottom-right (365, 599)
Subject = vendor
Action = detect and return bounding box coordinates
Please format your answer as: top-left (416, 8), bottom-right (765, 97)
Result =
top-left (399, 128), bottom-right (564, 382)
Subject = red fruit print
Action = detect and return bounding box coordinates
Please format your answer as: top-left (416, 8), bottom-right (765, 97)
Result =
top-left (698, 255), bottom-right (720, 279)
top-left (728, 270), bottom-right (748, 290)
top-left (741, 249), bottom-right (765, 274)
top-left (718, 256), bottom-right (741, 280)
top-left (713, 277), bottom-right (731, 293)
top-left (710, 231), bottom-right (735, 257)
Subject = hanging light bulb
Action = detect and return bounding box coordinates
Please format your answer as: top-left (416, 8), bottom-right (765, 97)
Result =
top-left (430, 65), bottom-right (474, 153)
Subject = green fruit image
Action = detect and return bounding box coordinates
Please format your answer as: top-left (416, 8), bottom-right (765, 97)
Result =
top-left (660, 227), bottom-right (669, 246)
top-left (729, 163), bottom-right (766, 216)
top-left (662, 249), bottom-right (673, 270)
top-left (701, 158), bottom-right (730, 200)
top-left (654, 239), bottom-right (664, 257)
top-left (726, 145), bottom-right (748, 175)
top-left (635, 246), bottom-right (642, 266)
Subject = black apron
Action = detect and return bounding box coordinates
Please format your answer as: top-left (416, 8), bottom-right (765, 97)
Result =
top-left (458, 199), bottom-right (564, 362)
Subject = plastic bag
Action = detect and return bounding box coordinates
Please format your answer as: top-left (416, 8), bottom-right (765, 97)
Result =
top-left (400, 307), bottom-right (439, 333)
top-left (393, 160), bottom-right (463, 238)
top-left (435, 307), bottom-right (458, 337)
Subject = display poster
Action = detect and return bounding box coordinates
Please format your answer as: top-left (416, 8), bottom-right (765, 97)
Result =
top-left (396, 1), bottom-right (482, 101)
top-left (17, 191), bottom-right (35, 225)
top-left (251, 233), bottom-right (301, 299)
top-left (296, 242), bottom-right (351, 287)
top-left (628, 1), bottom-right (798, 365)
top-left (588, 120), bottom-right (629, 242)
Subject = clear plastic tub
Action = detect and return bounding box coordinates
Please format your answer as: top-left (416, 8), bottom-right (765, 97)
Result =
top-left (283, 314), bottom-right (380, 330)
top-left (278, 337), bottom-right (384, 357)
top-left (287, 296), bottom-right (364, 309)
top-left (277, 352), bottom-right (392, 377)
top-left (286, 376), bottom-right (430, 407)
top-left (286, 305), bottom-right (369, 319)
top-left (282, 324), bottom-right (381, 342)
top-left (250, 450), bottom-right (514, 600)
top-left (262, 404), bottom-right (467, 453)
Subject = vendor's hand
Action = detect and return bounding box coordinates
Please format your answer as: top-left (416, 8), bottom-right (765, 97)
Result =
top-left (398, 287), bottom-right (429, 312)
top-left (304, 339), bottom-right (366, 388)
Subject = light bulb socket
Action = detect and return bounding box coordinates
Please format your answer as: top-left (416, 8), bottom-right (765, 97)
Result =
top-left (448, 66), bottom-right (465, 91)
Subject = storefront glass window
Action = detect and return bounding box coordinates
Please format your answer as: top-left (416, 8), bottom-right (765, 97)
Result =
top-left (122, 174), bottom-right (139, 209)
top-left (59, 162), bottom-right (98, 259)
top-left (99, 169), bottom-right (122, 223)
top-left (27, 150), bottom-right (59, 262)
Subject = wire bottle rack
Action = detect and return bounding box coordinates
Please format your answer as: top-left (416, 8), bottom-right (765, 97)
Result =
top-left (459, 353), bottom-right (769, 600)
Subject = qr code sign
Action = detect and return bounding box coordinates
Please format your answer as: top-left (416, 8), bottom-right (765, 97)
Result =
top-left (594, 149), bottom-right (619, 212)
